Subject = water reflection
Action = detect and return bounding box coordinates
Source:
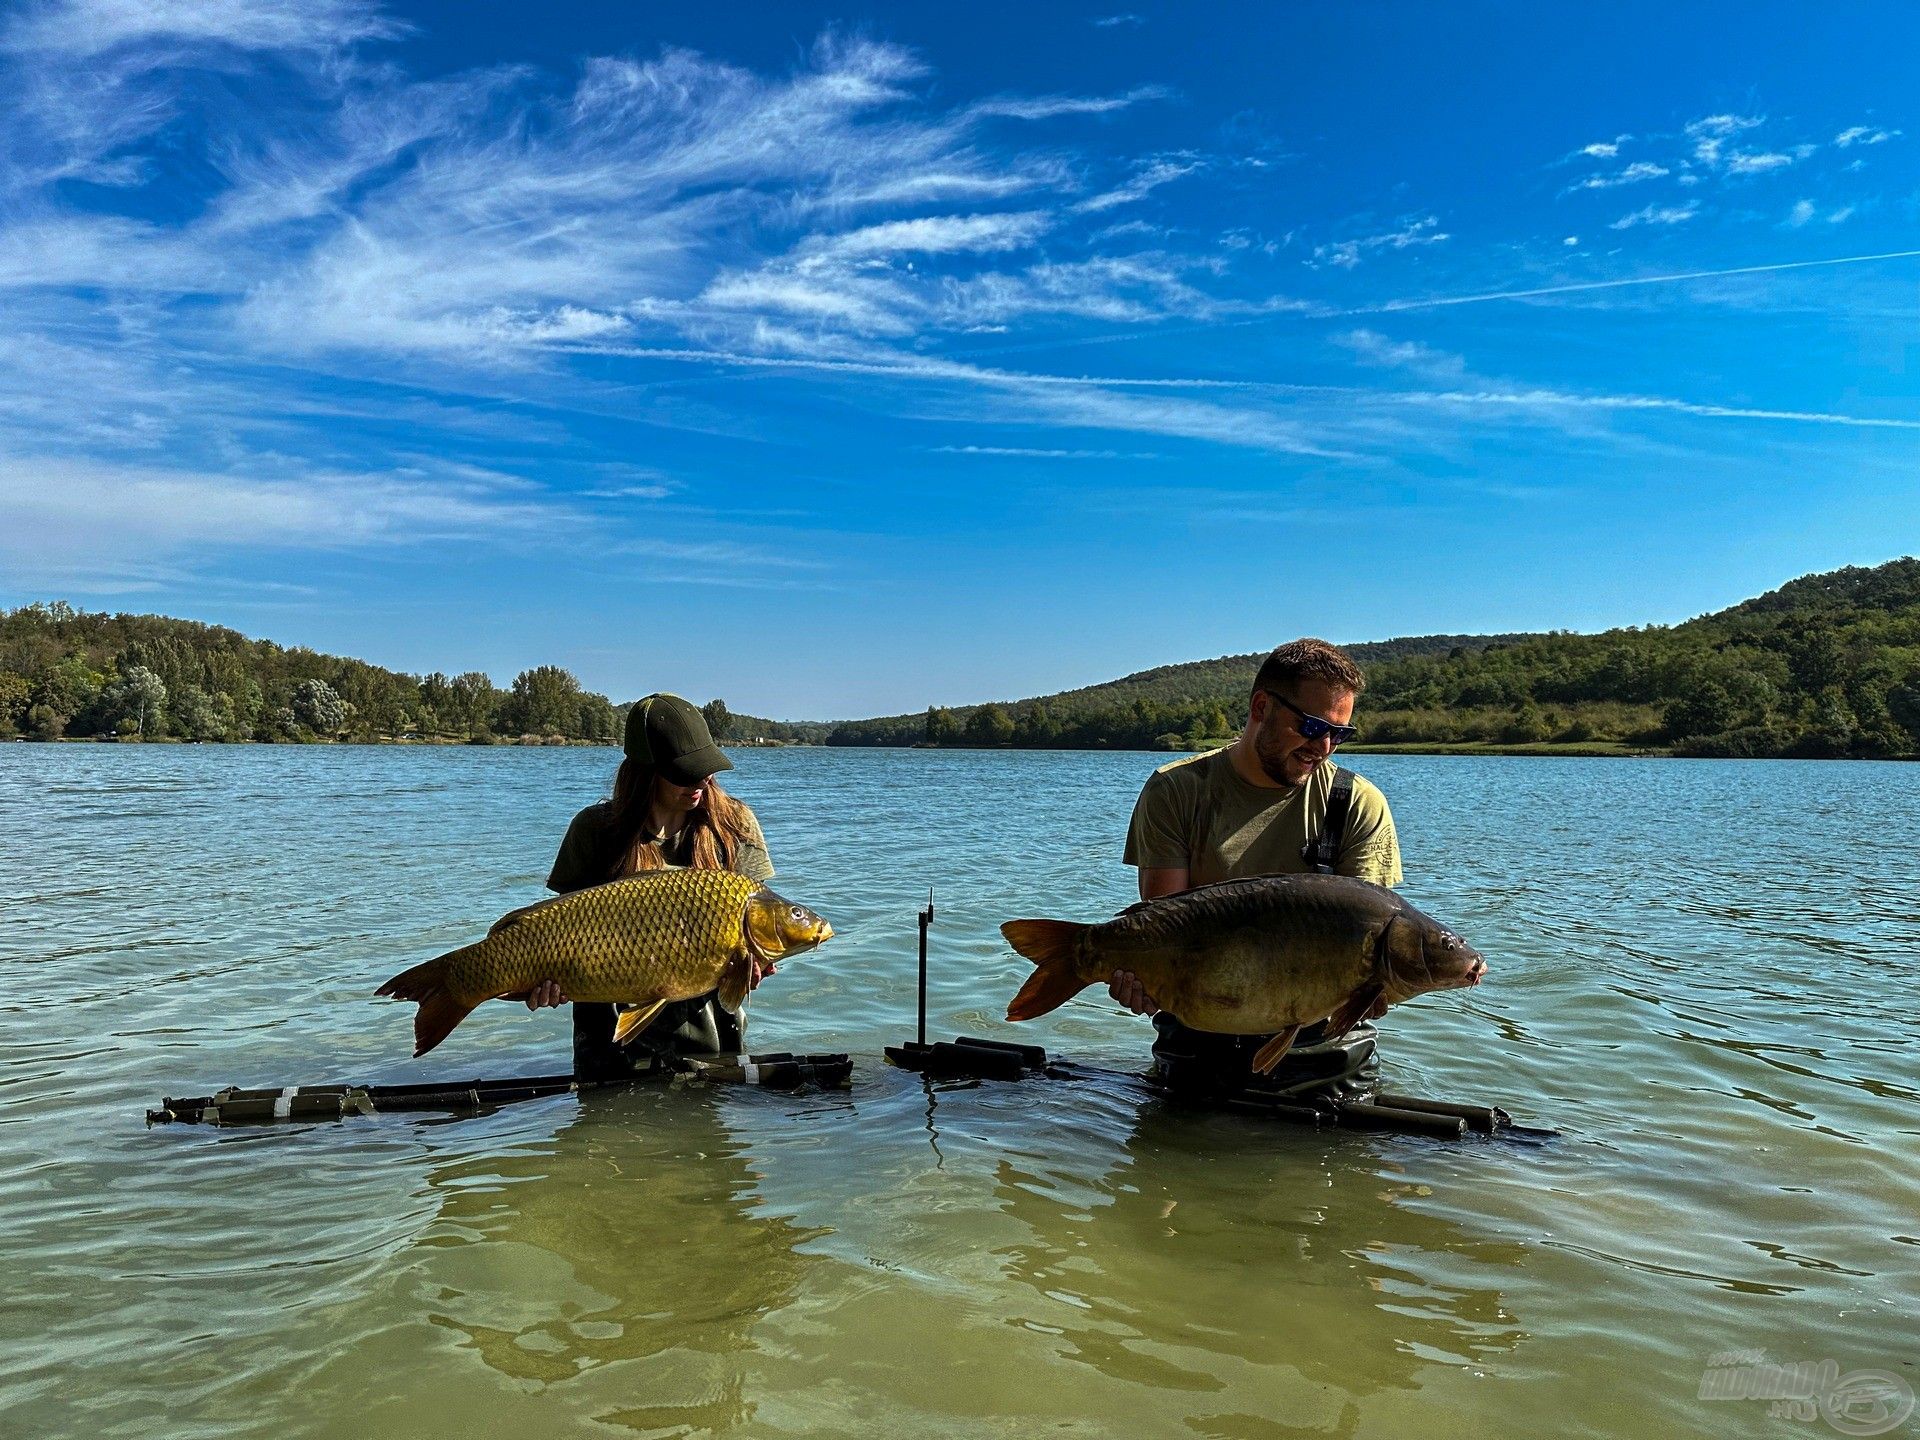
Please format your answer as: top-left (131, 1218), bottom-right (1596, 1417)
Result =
top-left (413, 1084), bottom-right (826, 1433)
top-left (981, 1083), bottom-right (1528, 1415)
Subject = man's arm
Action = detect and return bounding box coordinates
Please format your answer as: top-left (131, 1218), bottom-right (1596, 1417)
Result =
top-left (1107, 865), bottom-right (1188, 1013)
top-left (1115, 770), bottom-right (1195, 1015)
top-left (1336, 778), bottom-right (1403, 887)
top-left (1137, 865), bottom-right (1188, 902)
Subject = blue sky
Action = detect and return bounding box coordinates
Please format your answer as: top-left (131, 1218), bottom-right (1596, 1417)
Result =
top-left (1, 0), bottom-right (1916, 717)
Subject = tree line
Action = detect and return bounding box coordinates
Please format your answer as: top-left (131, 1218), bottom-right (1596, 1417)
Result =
top-left (0, 603), bottom-right (634, 744)
top-left (822, 558), bottom-right (1920, 759)
top-left (9, 556), bottom-right (1917, 758)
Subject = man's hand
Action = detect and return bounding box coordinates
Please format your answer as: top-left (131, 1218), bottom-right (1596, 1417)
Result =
top-left (525, 979), bottom-right (569, 1010)
top-left (1108, 970), bottom-right (1159, 1016)
top-left (749, 956), bottom-right (777, 990)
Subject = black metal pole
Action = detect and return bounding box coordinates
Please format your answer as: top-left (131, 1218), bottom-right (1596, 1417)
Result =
top-left (917, 889), bottom-right (933, 1048)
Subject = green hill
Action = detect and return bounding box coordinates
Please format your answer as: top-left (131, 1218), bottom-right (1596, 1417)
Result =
top-left (6, 556), bottom-right (1917, 759)
top-left (0, 603), bottom-right (625, 744)
top-left (821, 634), bottom-right (1536, 748)
top-left (0, 601), bottom-right (828, 747)
top-left (824, 558), bottom-right (1920, 758)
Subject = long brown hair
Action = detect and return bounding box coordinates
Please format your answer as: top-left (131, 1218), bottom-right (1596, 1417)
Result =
top-left (602, 758), bottom-right (755, 881)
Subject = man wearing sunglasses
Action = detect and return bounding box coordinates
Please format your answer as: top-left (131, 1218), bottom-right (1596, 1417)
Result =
top-left (1118, 637), bottom-right (1403, 1098)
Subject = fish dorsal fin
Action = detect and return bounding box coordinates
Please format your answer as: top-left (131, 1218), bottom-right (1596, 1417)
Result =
top-left (716, 950), bottom-right (753, 1014)
top-left (488, 893), bottom-right (563, 936)
top-left (1113, 874), bottom-right (1351, 918)
top-left (612, 999), bottom-right (670, 1046)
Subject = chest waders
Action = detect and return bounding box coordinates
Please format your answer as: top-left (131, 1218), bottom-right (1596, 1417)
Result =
top-left (573, 995), bottom-right (745, 1083)
top-left (567, 831), bottom-right (748, 1084)
top-left (1150, 766), bottom-right (1381, 1105)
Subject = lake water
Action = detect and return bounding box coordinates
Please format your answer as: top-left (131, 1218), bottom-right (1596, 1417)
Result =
top-left (2, 745), bottom-right (1916, 1438)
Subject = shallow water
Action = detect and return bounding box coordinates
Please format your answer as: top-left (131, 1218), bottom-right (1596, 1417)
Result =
top-left (2, 745), bottom-right (1916, 1438)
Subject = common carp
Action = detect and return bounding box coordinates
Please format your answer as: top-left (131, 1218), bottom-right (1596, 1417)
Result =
top-left (1001, 874), bottom-right (1485, 1073)
top-left (377, 868), bottom-right (833, 1058)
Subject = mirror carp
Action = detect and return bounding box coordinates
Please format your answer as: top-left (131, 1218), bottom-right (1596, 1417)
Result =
top-left (1001, 873), bottom-right (1485, 1073)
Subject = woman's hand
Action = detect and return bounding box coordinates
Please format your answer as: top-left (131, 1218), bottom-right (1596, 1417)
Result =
top-left (1108, 970), bottom-right (1159, 1016)
top-left (524, 979), bottom-right (569, 1010)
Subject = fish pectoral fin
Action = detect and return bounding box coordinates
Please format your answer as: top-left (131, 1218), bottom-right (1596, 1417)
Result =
top-left (716, 951), bottom-right (753, 1014)
top-left (612, 999), bottom-right (671, 1047)
top-left (1326, 984), bottom-right (1385, 1038)
top-left (1250, 1025), bottom-right (1302, 1075)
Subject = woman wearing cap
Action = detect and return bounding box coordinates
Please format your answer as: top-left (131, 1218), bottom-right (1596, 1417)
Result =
top-left (524, 693), bottom-right (777, 1081)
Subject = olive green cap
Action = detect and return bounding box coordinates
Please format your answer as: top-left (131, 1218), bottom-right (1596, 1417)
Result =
top-left (623, 693), bottom-right (733, 784)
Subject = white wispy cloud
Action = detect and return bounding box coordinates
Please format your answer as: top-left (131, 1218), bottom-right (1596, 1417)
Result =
top-left (1567, 137), bottom-right (1630, 161)
top-left (614, 536), bottom-right (827, 570)
top-left (803, 211), bottom-right (1053, 260)
top-left (0, 452), bottom-right (572, 587)
top-left (1565, 161), bottom-right (1669, 192)
top-left (1335, 328), bottom-right (1467, 381)
top-left (1091, 14), bottom-right (1145, 26)
top-left (1074, 157), bottom-right (1203, 213)
top-left (1724, 150), bottom-right (1794, 175)
top-left (1834, 125), bottom-right (1898, 147)
top-left (929, 444), bottom-right (1157, 458)
top-left (1311, 216), bottom-right (1449, 269)
top-left (1610, 201), bottom-right (1699, 230)
top-left (1685, 111), bottom-right (1765, 167)
top-left (966, 86), bottom-right (1165, 121)
top-left (1406, 387), bottom-right (1920, 432)
top-left (582, 483), bottom-right (679, 499)
top-left (1352, 248), bottom-right (1920, 315)
top-left (0, 0), bottom-right (399, 57)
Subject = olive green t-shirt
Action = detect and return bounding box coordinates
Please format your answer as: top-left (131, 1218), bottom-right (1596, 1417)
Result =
top-left (1123, 749), bottom-right (1402, 888)
top-left (545, 800), bottom-right (774, 894)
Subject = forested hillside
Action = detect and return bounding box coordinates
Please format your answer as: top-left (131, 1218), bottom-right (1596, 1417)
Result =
top-left (7, 557), bottom-right (1917, 758)
top-left (824, 559), bottom-right (1920, 758)
top-left (0, 604), bottom-right (823, 745)
top-left (0, 603), bottom-right (619, 742)
top-left (823, 633), bottom-right (1536, 748)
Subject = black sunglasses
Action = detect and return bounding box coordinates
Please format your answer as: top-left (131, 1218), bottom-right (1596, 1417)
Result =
top-left (1263, 690), bottom-right (1358, 746)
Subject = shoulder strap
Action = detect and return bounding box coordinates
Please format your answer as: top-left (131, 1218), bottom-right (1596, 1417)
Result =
top-left (1303, 767), bottom-right (1355, 874)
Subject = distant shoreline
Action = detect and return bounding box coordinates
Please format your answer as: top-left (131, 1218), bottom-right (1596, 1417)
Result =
top-left (8, 735), bottom-right (1842, 760)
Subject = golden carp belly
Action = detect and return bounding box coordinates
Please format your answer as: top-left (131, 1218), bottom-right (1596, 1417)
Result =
top-left (378, 869), bottom-right (761, 1057)
top-left (446, 869), bottom-right (758, 1005)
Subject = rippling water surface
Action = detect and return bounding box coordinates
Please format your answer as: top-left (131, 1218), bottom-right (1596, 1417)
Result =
top-left (3, 745), bottom-right (1916, 1438)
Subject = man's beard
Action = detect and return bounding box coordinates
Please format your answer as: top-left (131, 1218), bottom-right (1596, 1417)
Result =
top-left (1254, 723), bottom-right (1309, 787)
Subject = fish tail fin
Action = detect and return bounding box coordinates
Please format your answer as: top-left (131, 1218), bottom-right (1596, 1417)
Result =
top-left (1001, 919), bottom-right (1093, 1021)
top-left (376, 947), bottom-right (480, 1059)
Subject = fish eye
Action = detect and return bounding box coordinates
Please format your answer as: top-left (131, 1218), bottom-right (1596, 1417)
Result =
top-left (790, 906), bottom-right (804, 920)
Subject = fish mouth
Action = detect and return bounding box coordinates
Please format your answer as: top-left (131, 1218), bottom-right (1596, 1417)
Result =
top-left (1464, 958), bottom-right (1487, 986)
